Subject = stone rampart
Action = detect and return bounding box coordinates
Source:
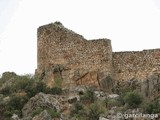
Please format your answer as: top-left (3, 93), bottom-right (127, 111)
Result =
top-left (113, 49), bottom-right (160, 81)
top-left (36, 22), bottom-right (160, 97)
top-left (36, 22), bottom-right (113, 91)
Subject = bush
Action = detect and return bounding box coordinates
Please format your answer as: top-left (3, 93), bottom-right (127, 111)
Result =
top-left (71, 102), bottom-right (84, 115)
top-left (35, 81), bottom-right (47, 93)
top-left (32, 107), bottom-right (60, 118)
top-left (86, 102), bottom-right (105, 120)
top-left (47, 108), bottom-right (60, 118)
top-left (124, 91), bottom-right (143, 108)
top-left (106, 98), bottom-right (123, 109)
top-left (54, 78), bottom-right (63, 87)
top-left (5, 95), bottom-right (29, 117)
top-left (0, 86), bottom-right (12, 95)
top-left (143, 100), bottom-right (160, 114)
top-left (71, 100), bottom-right (105, 120)
top-left (119, 86), bottom-right (134, 97)
top-left (81, 88), bottom-right (94, 103)
top-left (7, 95), bottom-right (28, 110)
top-left (32, 108), bottom-right (44, 117)
top-left (3, 110), bottom-right (13, 118)
top-left (0, 72), bottom-right (17, 81)
top-left (14, 75), bottom-right (34, 90)
top-left (48, 87), bottom-right (62, 95)
top-left (25, 81), bottom-right (47, 97)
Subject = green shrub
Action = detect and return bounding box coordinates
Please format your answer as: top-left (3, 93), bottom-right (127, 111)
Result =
top-left (72, 101), bottom-right (106, 120)
top-left (32, 108), bottom-right (60, 118)
top-left (54, 78), bottom-right (63, 87)
top-left (3, 110), bottom-right (13, 118)
top-left (32, 108), bottom-right (44, 117)
top-left (35, 81), bottom-right (47, 92)
top-left (0, 72), bottom-right (17, 81)
top-left (0, 103), bottom-right (5, 114)
top-left (106, 98), bottom-right (123, 109)
top-left (71, 102), bottom-right (84, 115)
top-left (144, 100), bottom-right (160, 114)
top-left (14, 76), bottom-right (34, 90)
top-left (47, 108), bottom-right (60, 118)
top-left (5, 95), bottom-right (29, 117)
top-left (81, 88), bottom-right (94, 103)
top-left (124, 91), bottom-right (142, 108)
top-left (119, 86), bottom-right (134, 97)
top-left (86, 102), bottom-right (105, 120)
top-left (25, 81), bottom-right (47, 97)
top-left (48, 87), bottom-right (62, 95)
top-left (0, 86), bottom-right (12, 95)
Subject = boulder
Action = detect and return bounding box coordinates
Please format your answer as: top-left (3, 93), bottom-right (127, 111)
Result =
top-left (2, 96), bottom-right (10, 104)
top-left (100, 76), bottom-right (114, 93)
top-left (22, 93), bottom-right (63, 118)
top-left (99, 117), bottom-right (109, 120)
top-left (11, 114), bottom-right (20, 120)
top-left (108, 94), bottom-right (119, 99)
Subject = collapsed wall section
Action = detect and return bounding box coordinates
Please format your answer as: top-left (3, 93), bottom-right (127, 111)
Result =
top-left (36, 23), bottom-right (113, 91)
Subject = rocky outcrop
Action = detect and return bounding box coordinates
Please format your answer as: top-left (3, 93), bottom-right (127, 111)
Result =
top-left (114, 73), bottom-right (160, 100)
top-left (141, 73), bottom-right (160, 100)
top-left (22, 93), bottom-right (63, 118)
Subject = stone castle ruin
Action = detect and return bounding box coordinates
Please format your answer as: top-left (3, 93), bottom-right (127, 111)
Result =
top-left (36, 22), bottom-right (160, 99)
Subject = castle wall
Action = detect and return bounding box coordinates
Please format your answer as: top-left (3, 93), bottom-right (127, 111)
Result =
top-left (113, 49), bottom-right (160, 81)
top-left (37, 23), bottom-right (113, 90)
top-left (36, 22), bottom-right (160, 98)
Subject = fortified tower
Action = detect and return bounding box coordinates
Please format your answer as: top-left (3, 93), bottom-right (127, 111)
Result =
top-left (36, 22), bottom-right (113, 91)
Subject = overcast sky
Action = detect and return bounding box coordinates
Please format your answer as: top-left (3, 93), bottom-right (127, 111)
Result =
top-left (0, 0), bottom-right (160, 75)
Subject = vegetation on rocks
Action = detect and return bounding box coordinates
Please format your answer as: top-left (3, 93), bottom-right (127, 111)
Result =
top-left (0, 72), bottom-right (62, 119)
top-left (123, 91), bottom-right (143, 108)
top-left (0, 72), bottom-right (159, 120)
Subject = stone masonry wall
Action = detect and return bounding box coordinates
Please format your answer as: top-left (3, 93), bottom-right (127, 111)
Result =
top-left (113, 49), bottom-right (160, 99)
top-left (36, 22), bottom-right (113, 91)
top-left (36, 22), bottom-right (160, 97)
top-left (113, 49), bottom-right (160, 81)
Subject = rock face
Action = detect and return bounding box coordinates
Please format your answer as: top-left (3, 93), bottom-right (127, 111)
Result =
top-left (22, 93), bottom-right (63, 118)
top-left (36, 22), bottom-right (160, 98)
top-left (141, 74), bottom-right (160, 100)
top-left (113, 74), bottom-right (160, 100)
